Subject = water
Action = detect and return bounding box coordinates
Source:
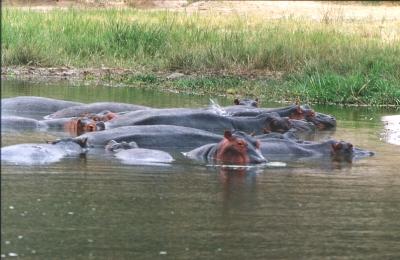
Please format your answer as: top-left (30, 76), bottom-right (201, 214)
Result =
top-left (1, 80), bottom-right (400, 259)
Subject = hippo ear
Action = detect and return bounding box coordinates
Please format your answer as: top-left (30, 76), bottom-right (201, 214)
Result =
top-left (234, 98), bottom-right (240, 105)
top-left (224, 130), bottom-right (233, 139)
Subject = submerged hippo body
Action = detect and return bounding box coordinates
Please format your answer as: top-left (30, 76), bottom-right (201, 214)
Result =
top-left (75, 125), bottom-right (224, 152)
top-left (114, 148), bottom-right (174, 165)
top-left (2, 96), bottom-right (83, 119)
top-left (225, 104), bottom-right (336, 130)
top-left (105, 109), bottom-right (290, 135)
top-left (184, 131), bottom-right (266, 165)
top-left (45, 102), bottom-right (150, 119)
top-left (259, 138), bottom-right (373, 162)
top-left (1, 116), bottom-right (47, 132)
top-left (104, 140), bottom-right (174, 165)
top-left (1, 138), bottom-right (87, 165)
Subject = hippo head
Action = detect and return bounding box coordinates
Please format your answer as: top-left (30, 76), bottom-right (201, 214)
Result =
top-left (105, 140), bottom-right (138, 152)
top-left (65, 118), bottom-right (105, 136)
top-left (301, 105), bottom-right (336, 130)
top-left (263, 116), bottom-right (292, 133)
top-left (305, 112), bottom-right (337, 130)
top-left (96, 110), bottom-right (118, 121)
top-left (330, 141), bottom-right (354, 162)
top-left (215, 130), bottom-right (266, 165)
top-left (234, 98), bottom-right (259, 107)
top-left (287, 105), bottom-right (308, 120)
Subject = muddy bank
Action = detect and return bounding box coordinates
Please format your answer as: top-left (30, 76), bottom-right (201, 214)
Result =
top-left (1, 66), bottom-right (282, 85)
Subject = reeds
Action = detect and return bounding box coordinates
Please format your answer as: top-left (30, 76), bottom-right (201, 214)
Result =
top-left (2, 8), bottom-right (399, 105)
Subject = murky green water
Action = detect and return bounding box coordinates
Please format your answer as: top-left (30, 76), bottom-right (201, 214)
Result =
top-left (1, 80), bottom-right (400, 259)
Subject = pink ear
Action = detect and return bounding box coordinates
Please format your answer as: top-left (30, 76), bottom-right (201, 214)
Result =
top-left (224, 130), bottom-right (233, 139)
top-left (234, 98), bottom-right (240, 105)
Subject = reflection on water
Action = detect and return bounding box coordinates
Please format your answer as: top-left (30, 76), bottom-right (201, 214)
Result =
top-left (381, 115), bottom-right (400, 145)
top-left (1, 80), bottom-right (400, 259)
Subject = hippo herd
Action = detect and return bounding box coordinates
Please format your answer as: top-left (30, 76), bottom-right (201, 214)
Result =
top-left (1, 96), bottom-right (374, 166)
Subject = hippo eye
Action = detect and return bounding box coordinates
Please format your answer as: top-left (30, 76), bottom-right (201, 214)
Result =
top-left (237, 141), bottom-right (246, 146)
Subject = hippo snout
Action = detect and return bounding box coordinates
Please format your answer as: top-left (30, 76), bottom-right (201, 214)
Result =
top-left (249, 149), bottom-right (267, 164)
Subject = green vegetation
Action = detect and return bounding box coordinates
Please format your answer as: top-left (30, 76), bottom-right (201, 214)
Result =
top-left (2, 8), bottom-right (400, 106)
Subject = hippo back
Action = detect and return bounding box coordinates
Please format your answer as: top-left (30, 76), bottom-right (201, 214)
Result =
top-left (76, 125), bottom-right (223, 152)
top-left (2, 96), bottom-right (83, 119)
top-left (45, 102), bottom-right (150, 119)
top-left (1, 116), bottom-right (47, 132)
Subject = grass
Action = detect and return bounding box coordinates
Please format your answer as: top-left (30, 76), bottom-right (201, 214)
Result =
top-left (1, 8), bottom-right (400, 106)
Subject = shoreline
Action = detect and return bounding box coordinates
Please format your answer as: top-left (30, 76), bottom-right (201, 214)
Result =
top-left (2, 66), bottom-right (399, 108)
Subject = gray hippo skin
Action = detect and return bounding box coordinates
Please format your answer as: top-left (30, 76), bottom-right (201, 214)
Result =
top-left (1, 116), bottom-right (47, 132)
top-left (45, 102), bottom-right (150, 119)
top-left (184, 131), bottom-right (266, 165)
top-left (114, 149), bottom-right (174, 165)
top-left (75, 125), bottom-right (224, 152)
top-left (1, 116), bottom-right (96, 134)
top-left (104, 140), bottom-right (173, 165)
top-left (2, 96), bottom-right (83, 119)
top-left (224, 104), bottom-right (336, 130)
top-left (1, 138), bottom-right (87, 165)
top-left (105, 109), bottom-right (290, 135)
top-left (258, 138), bottom-right (374, 162)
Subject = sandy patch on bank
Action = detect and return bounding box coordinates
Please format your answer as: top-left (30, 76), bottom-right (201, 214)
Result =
top-left (4, 1), bottom-right (400, 22)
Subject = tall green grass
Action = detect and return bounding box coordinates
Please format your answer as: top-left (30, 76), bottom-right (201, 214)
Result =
top-left (2, 8), bottom-right (400, 106)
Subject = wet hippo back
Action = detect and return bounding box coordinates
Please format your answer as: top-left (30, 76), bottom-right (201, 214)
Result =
top-left (45, 102), bottom-right (150, 119)
top-left (1, 139), bottom-right (85, 165)
top-left (105, 109), bottom-right (285, 135)
top-left (2, 96), bottom-right (83, 119)
top-left (114, 148), bottom-right (174, 165)
top-left (76, 125), bottom-right (223, 152)
top-left (1, 116), bottom-right (47, 132)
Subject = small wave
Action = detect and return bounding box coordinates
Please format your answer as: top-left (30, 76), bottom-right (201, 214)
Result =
top-left (208, 99), bottom-right (230, 116)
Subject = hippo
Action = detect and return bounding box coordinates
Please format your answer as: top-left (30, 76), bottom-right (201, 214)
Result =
top-left (104, 109), bottom-right (291, 135)
top-left (104, 140), bottom-right (174, 165)
top-left (258, 138), bottom-right (374, 162)
top-left (105, 140), bottom-right (138, 152)
top-left (183, 130), bottom-right (266, 165)
top-left (224, 104), bottom-right (311, 118)
top-left (73, 125), bottom-right (225, 152)
top-left (2, 96), bottom-right (83, 119)
top-left (225, 104), bottom-right (336, 130)
top-left (233, 98), bottom-right (259, 107)
top-left (44, 102), bottom-right (150, 119)
top-left (301, 104), bottom-right (336, 129)
top-left (114, 148), bottom-right (175, 165)
top-left (63, 117), bottom-right (106, 136)
top-left (1, 138), bottom-right (87, 165)
top-left (1, 116), bottom-right (47, 132)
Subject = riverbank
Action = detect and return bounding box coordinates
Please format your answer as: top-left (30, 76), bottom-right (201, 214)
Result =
top-left (2, 4), bottom-right (400, 106)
